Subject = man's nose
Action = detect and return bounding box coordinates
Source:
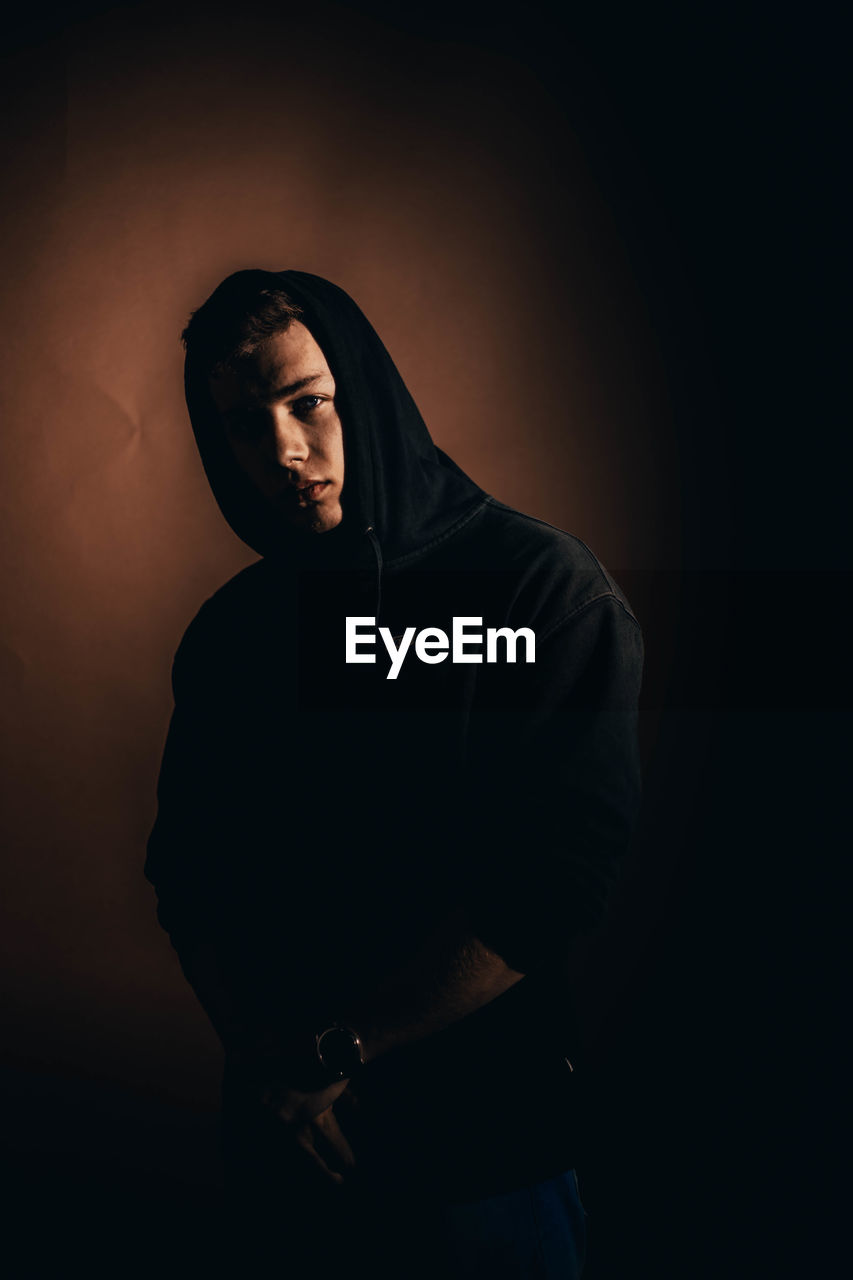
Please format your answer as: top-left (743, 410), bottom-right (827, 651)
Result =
top-left (269, 411), bottom-right (307, 467)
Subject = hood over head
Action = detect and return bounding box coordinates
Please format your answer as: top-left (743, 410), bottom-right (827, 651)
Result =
top-left (184, 269), bottom-right (486, 569)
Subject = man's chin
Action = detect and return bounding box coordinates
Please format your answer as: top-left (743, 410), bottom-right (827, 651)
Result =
top-left (281, 505), bottom-right (343, 535)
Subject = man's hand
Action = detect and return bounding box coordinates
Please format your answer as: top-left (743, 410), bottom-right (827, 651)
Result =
top-left (227, 1034), bottom-right (356, 1182)
top-left (255, 1065), bottom-right (356, 1186)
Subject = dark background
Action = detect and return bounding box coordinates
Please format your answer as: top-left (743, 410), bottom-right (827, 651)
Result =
top-left (1, 2), bottom-right (847, 1275)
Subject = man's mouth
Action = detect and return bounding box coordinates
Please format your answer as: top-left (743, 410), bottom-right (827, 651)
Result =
top-left (292, 480), bottom-right (330, 503)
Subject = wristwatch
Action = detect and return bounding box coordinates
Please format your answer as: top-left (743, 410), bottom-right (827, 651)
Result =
top-left (314, 1023), bottom-right (365, 1082)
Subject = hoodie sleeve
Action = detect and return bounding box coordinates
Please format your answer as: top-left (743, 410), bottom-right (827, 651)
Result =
top-left (144, 604), bottom-right (229, 954)
top-left (461, 592), bottom-right (644, 974)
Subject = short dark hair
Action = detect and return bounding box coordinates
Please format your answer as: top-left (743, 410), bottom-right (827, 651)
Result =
top-left (181, 270), bottom-right (303, 375)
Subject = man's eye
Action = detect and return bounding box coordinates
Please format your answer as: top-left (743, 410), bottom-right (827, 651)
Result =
top-left (293, 395), bottom-right (324, 416)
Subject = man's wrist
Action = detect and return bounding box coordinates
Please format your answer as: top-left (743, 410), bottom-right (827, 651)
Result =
top-left (314, 1022), bottom-right (365, 1082)
top-left (245, 1022), bottom-right (365, 1091)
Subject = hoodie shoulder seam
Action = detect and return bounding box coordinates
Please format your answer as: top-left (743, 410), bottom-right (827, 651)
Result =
top-left (484, 496), bottom-right (612, 578)
top-left (539, 591), bottom-right (641, 645)
top-left (383, 497), bottom-right (490, 569)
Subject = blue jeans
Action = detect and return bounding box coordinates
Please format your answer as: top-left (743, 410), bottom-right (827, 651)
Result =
top-left (429, 1169), bottom-right (588, 1279)
top-left (224, 1164), bottom-right (587, 1277)
top-left (221, 1074), bottom-right (587, 1275)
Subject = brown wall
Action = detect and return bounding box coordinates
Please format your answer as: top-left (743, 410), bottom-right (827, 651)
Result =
top-left (0, 3), bottom-right (677, 1110)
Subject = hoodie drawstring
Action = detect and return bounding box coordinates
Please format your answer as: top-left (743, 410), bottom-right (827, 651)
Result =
top-left (365, 525), bottom-right (383, 623)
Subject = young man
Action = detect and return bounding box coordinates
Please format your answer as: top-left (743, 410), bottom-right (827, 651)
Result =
top-left (145, 269), bottom-right (643, 1276)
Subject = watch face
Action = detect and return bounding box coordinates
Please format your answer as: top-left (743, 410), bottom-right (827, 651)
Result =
top-left (317, 1025), bottom-right (363, 1078)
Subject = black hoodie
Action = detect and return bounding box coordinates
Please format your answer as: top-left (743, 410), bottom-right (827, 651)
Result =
top-left (146, 270), bottom-right (643, 1201)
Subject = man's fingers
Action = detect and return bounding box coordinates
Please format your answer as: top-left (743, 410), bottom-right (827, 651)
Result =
top-left (312, 1108), bottom-right (356, 1171)
top-left (335, 1084), bottom-right (361, 1114)
top-left (267, 1078), bottom-right (350, 1127)
top-left (295, 1126), bottom-right (344, 1186)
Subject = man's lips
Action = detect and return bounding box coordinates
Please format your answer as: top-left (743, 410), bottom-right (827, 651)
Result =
top-left (289, 480), bottom-right (330, 502)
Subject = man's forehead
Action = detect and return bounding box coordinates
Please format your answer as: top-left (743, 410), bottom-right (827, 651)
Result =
top-left (209, 325), bottom-right (334, 412)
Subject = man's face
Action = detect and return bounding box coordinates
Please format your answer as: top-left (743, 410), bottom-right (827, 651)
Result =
top-left (210, 322), bottom-right (345, 534)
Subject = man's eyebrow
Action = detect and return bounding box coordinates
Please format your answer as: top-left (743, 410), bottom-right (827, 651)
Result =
top-left (270, 373), bottom-right (329, 399)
